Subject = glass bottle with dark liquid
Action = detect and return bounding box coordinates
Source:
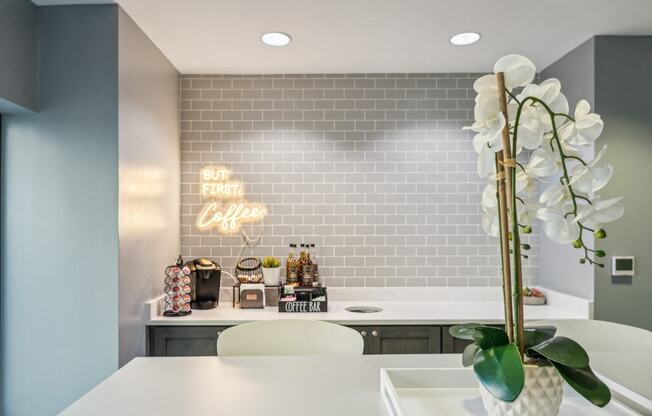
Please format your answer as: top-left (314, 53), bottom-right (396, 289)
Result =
top-left (286, 244), bottom-right (299, 286)
top-left (301, 244), bottom-right (313, 286)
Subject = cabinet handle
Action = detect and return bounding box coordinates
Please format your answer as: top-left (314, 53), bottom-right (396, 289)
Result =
top-left (372, 330), bottom-right (378, 337)
top-left (360, 331), bottom-right (367, 337)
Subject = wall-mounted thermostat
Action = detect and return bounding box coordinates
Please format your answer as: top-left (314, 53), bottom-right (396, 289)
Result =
top-left (612, 256), bottom-right (635, 277)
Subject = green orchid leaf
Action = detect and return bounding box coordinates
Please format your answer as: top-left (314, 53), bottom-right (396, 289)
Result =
top-left (473, 343), bottom-right (524, 403)
top-left (528, 336), bottom-right (589, 369)
top-left (462, 343), bottom-right (480, 367)
top-left (523, 326), bottom-right (556, 348)
top-left (449, 323), bottom-right (485, 341)
top-left (470, 326), bottom-right (510, 349)
top-left (552, 362), bottom-right (611, 407)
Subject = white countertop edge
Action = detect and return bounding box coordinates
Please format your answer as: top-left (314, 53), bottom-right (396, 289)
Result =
top-left (146, 286), bottom-right (592, 326)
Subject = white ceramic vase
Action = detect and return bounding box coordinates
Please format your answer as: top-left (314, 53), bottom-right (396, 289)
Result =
top-left (262, 267), bottom-right (280, 286)
top-left (479, 364), bottom-right (563, 416)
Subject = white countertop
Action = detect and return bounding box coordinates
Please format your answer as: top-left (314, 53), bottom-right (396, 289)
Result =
top-left (147, 287), bottom-right (592, 325)
top-left (61, 352), bottom-right (652, 416)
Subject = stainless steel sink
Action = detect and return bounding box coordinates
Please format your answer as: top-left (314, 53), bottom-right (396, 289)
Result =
top-left (345, 306), bottom-right (383, 313)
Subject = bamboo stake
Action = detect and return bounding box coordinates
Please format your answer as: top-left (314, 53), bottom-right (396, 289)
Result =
top-left (496, 72), bottom-right (524, 357)
top-left (494, 153), bottom-right (514, 343)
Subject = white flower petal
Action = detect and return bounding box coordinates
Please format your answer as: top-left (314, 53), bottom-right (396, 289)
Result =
top-left (539, 183), bottom-right (568, 206)
top-left (573, 197), bottom-right (624, 228)
top-left (474, 74), bottom-right (498, 94)
top-left (574, 99), bottom-right (591, 118)
top-left (543, 218), bottom-right (580, 243)
top-left (482, 183), bottom-right (498, 211)
top-left (477, 146), bottom-right (497, 178)
top-left (526, 147), bottom-right (558, 178)
top-left (481, 213), bottom-right (500, 237)
top-left (493, 55), bottom-right (536, 89)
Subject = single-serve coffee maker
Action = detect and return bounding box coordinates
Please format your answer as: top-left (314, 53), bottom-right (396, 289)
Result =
top-left (186, 258), bottom-right (221, 309)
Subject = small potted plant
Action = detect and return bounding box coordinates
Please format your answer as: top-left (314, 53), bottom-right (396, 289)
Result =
top-left (451, 54), bottom-right (623, 415)
top-left (261, 256), bottom-right (281, 286)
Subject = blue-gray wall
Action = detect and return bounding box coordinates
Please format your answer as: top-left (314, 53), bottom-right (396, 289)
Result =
top-left (1, 5), bottom-right (119, 415)
top-left (0, 0), bottom-right (37, 113)
top-left (540, 39), bottom-right (595, 300)
top-left (593, 36), bottom-right (652, 330)
top-left (541, 36), bottom-right (652, 330)
top-left (117, 8), bottom-right (180, 367)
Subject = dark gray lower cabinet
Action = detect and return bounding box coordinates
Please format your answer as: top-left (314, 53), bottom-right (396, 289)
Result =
top-left (148, 326), bottom-right (228, 357)
top-left (349, 326), bottom-right (441, 354)
top-left (148, 324), bottom-right (444, 356)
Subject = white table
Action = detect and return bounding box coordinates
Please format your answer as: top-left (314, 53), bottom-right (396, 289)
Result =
top-left (61, 355), bottom-right (461, 415)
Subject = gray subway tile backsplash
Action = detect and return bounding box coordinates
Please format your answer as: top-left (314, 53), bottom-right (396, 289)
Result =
top-left (180, 73), bottom-right (538, 287)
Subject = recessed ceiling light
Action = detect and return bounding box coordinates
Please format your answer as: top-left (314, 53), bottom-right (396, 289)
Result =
top-left (450, 32), bottom-right (481, 46)
top-left (261, 32), bottom-right (291, 47)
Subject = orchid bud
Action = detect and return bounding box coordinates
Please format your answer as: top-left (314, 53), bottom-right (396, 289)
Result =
top-left (572, 240), bottom-right (582, 249)
top-left (594, 229), bottom-right (607, 239)
top-left (579, 258), bottom-right (586, 264)
top-left (521, 244), bottom-right (531, 250)
top-left (595, 250), bottom-right (606, 257)
top-left (522, 225), bottom-right (532, 234)
top-left (508, 232), bottom-right (512, 241)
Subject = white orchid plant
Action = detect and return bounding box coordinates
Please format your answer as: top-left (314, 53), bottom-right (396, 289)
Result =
top-left (450, 55), bottom-right (622, 407)
top-left (471, 55), bottom-right (623, 263)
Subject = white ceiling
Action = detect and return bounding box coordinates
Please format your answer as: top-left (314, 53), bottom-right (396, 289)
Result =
top-left (33, 0), bottom-right (652, 74)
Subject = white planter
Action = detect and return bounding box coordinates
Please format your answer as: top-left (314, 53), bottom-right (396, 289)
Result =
top-left (262, 267), bottom-right (281, 286)
top-left (479, 364), bottom-right (563, 416)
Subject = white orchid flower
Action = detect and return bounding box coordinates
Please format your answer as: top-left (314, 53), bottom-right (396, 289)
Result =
top-left (537, 205), bottom-right (580, 243)
top-left (516, 195), bottom-right (540, 226)
top-left (525, 147), bottom-right (559, 178)
top-left (573, 196), bottom-right (624, 228)
top-left (493, 55), bottom-right (536, 89)
top-left (513, 79), bottom-right (569, 150)
top-left (539, 183), bottom-right (570, 207)
top-left (474, 138), bottom-right (498, 178)
top-left (559, 100), bottom-right (604, 146)
top-left (481, 211), bottom-right (500, 237)
top-left (482, 183), bottom-right (498, 211)
top-left (569, 145), bottom-right (613, 194)
top-left (515, 170), bottom-right (535, 194)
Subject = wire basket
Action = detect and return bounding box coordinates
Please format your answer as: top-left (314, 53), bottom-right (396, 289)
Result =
top-left (235, 257), bottom-right (263, 283)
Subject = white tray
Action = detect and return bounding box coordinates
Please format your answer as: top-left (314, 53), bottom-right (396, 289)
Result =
top-left (381, 368), bottom-right (648, 416)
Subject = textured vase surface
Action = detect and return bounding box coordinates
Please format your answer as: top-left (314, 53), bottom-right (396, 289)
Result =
top-left (479, 364), bottom-right (563, 416)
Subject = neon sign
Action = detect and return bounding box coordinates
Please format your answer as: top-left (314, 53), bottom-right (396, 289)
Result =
top-left (196, 166), bottom-right (266, 233)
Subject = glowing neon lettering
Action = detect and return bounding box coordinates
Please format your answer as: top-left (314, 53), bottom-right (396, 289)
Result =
top-left (197, 202), bottom-right (267, 232)
top-left (197, 165), bottom-right (267, 233)
top-left (201, 182), bottom-right (243, 198)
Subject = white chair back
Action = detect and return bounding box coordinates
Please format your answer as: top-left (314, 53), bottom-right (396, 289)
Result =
top-left (529, 319), bottom-right (652, 352)
top-left (217, 319), bottom-right (364, 356)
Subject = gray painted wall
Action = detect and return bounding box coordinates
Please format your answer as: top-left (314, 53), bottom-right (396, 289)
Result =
top-left (1, 5), bottom-right (119, 415)
top-left (540, 38), bottom-right (596, 299)
top-left (117, 8), bottom-right (180, 367)
top-left (0, 0), bottom-right (37, 113)
top-left (593, 36), bottom-right (652, 330)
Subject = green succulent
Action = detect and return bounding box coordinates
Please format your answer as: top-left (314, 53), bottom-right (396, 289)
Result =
top-left (261, 256), bottom-right (280, 268)
top-left (450, 324), bottom-right (610, 406)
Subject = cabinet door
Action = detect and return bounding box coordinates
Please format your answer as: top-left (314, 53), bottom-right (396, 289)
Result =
top-left (347, 326), bottom-right (374, 354)
top-left (442, 325), bottom-right (505, 353)
top-left (147, 326), bottom-right (227, 357)
top-left (441, 325), bottom-right (473, 353)
top-left (369, 326), bottom-right (442, 355)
